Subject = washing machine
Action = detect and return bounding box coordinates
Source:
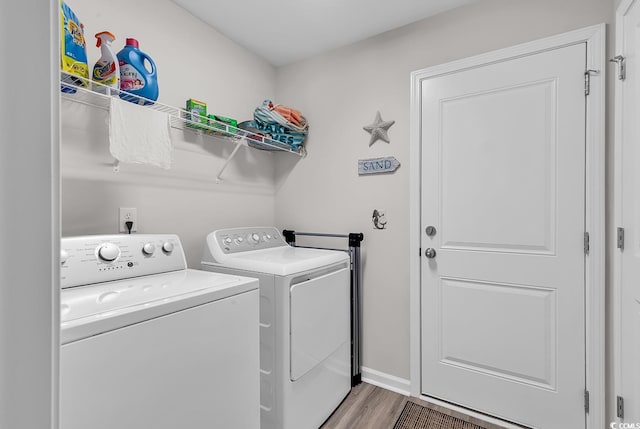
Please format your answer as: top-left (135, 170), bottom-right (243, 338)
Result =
top-left (201, 226), bottom-right (351, 429)
top-left (60, 234), bottom-right (260, 429)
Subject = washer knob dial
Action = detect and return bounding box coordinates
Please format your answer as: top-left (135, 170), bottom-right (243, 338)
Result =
top-left (234, 237), bottom-right (244, 245)
top-left (248, 233), bottom-right (260, 244)
top-left (98, 243), bottom-right (120, 262)
top-left (142, 243), bottom-right (156, 255)
top-left (223, 237), bottom-right (233, 246)
top-left (162, 242), bottom-right (174, 253)
top-left (60, 249), bottom-right (69, 265)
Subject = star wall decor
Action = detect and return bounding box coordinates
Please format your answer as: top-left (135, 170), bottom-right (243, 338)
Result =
top-left (363, 111), bottom-right (395, 146)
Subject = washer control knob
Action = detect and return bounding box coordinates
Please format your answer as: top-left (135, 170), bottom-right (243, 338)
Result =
top-left (265, 234), bottom-right (272, 241)
top-left (248, 233), bottom-right (260, 244)
top-left (98, 243), bottom-right (120, 262)
top-left (223, 237), bottom-right (233, 246)
top-left (60, 249), bottom-right (69, 265)
top-left (142, 243), bottom-right (156, 255)
top-left (234, 237), bottom-right (244, 245)
top-left (162, 242), bottom-right (174, 253)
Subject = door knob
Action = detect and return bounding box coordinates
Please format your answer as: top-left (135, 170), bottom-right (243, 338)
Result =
top-left (424, 248), bottom-right (437, 259)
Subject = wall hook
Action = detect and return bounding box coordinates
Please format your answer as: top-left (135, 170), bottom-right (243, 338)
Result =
top-left (372, 209), bottom-right (387, 230)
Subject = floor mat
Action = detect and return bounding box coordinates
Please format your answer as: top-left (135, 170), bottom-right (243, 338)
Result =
top-left (393, 401), bottom-right (486, 429)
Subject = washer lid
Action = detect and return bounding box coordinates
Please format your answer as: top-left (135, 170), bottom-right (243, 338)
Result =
top-left (60, 269), bottom-right (257, 344)
top-left (203, 246), bottom-right (349, 276)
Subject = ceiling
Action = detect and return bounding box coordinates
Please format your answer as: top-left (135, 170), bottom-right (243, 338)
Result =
top-left (172, 0), bottom-right (475, 66)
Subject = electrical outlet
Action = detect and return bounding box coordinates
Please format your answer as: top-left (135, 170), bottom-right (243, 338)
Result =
top-left (119, 207), bottom-right (138, 233)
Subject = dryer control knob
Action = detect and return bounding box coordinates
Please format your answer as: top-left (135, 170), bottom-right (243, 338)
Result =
top-left (223, 237), bottom-right (233, 246)
top-left (142, 243), bottom-right (156, 255)
top-left (248, 233), bottom-right (260, 244)
top-left (162, 242), bottom-right (174, 253)
top-left (60, 249), bottom-right (69, 264)
top-left (234, 237), bottom-right (244, 245)
top-left (98, 243), bottom-right (120, 262)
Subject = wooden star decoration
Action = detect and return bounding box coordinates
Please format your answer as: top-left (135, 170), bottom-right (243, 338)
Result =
top-left (363, 111), bottom-right (395, 146)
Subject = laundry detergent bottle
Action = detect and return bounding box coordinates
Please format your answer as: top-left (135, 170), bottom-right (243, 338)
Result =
top-left (92, 31), bottom-right (120, 94)
top-left (116, 38), bottom-right (158, 105)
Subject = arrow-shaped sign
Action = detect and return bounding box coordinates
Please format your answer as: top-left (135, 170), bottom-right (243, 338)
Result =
top-left (358, 156), bottom-right (401, 175)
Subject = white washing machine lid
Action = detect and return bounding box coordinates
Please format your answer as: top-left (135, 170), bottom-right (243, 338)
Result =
top-left (203, 246), bottom-right (349, 276)
top-left (60, 269), bottom-right (257, 344)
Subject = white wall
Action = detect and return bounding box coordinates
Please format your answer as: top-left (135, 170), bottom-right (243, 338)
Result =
top-left (62, 0), bottom-right (289, 266)
top-left (274, 0), bottom-right (614, 389)
top-left (0, 0), bottom-right (59, 427)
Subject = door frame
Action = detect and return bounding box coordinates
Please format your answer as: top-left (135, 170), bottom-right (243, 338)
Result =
top-left (409, 24), bottom-right (606, 429)
top-left (614, 0), bottom-right (633, 425)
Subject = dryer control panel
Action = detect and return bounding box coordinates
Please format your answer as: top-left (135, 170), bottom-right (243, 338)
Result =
top-left (60, 234), bottom-right (187, 288)
top-left (208, 227), bottom-right (287, 255)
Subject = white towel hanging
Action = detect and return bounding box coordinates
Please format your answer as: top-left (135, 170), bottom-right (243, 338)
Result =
top-left (109, 98), bottom-right (173, 169)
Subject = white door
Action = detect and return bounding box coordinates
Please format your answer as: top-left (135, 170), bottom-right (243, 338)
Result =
top-left (420, 44), bottom-right (587, 428)
top-left (616, 0), bottom-right (640, 422)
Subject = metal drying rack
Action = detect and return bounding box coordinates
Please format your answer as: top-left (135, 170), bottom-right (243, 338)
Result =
top-left (282, 229), bottom-right (364, 387)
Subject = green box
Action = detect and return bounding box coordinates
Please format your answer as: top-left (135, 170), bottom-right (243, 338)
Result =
top-left (185, 98), bottom-right (207, 130)
top-left (207, 114), bottom-right (238, 136)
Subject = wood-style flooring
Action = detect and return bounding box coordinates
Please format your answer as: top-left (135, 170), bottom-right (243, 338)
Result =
top-left (321, 382), bottom-right (510, 429)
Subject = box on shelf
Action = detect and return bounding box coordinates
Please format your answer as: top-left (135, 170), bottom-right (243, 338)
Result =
top-left (185, 99), bottom-right (207, 130)
top-left (207, 114), bottom-right (238, 136)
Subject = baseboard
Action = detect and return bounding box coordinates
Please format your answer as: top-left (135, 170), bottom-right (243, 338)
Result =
top-left (361, 366), bottom-right (411, 396)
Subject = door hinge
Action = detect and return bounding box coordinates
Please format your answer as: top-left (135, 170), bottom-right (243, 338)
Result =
top-left (584, 232), bottom-right (590, 255)
top-left (610, 55), bottom-right (626, 81)
top-left (584, 70), bottom-right (600, 96)
top-left (584, 71), bottom-right (590, 95)
top-left (584, 389), bottom-right (590, 413)
top-left (617, 395), bottom-right (624, 419)
top-left (617, 227), bottom-right (625, 250)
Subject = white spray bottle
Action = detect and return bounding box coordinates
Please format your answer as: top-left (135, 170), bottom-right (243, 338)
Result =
top-left (92, 31), bottom-right (120, 95)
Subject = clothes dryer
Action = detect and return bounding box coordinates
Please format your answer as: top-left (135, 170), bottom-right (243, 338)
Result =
top-left (201, 227), bottom-right (351, 429)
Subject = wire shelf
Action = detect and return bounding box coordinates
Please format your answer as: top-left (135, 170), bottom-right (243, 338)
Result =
top-left (60, 72), bottom-right (306, 157)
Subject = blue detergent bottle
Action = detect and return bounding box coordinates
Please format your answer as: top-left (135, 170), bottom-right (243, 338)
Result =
top-left (117, 38), bottom-right (158, 104)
